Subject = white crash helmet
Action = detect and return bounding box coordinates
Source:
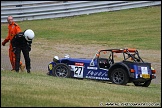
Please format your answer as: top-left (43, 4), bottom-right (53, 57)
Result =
top-left (53, 56), bottom-right (59, 62)
top-left (24, 29), bottom-right (35, 41)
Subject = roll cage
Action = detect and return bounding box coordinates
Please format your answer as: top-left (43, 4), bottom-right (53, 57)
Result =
top-left (90, 48), bottom-right (144, 67)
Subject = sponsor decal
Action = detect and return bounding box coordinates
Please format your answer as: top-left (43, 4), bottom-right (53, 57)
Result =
top-left (75, 62), bottom-right (84, 66)
top-left (85, 76), bottom-right (109, 80)
top-left (48, 64), bottom-right (53, 70)
top-left (86, 70), bottom-right (108, 77)
top-left (87, 66), bottom-right (97, 70)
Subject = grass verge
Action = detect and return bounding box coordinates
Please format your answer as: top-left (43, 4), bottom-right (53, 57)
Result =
top-left (1, 70), bottom-right (161, 107)
top-left (1, 6), bottom-right (161, 50)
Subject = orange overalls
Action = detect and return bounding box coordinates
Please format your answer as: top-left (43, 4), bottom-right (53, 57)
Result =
top-left (2, 21), bottom-right (23, 70)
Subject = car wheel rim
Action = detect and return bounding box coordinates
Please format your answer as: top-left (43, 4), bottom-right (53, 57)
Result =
top-left (55, 66), bottom-right (68, 77)
top-left (113, 71), bottom-right (124, 84)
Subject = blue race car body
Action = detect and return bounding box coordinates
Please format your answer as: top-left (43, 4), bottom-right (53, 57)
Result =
top-left (47, 48), bottom-right (156, 87)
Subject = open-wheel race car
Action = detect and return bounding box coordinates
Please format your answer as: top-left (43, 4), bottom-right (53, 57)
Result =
top-left (47, 48), bottom-right (156, 87)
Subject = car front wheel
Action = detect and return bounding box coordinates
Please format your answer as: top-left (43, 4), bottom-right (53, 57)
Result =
top-left (110, 68), bottom-right (129, 85)
top-left (52, 63), bottom-right (71, 78)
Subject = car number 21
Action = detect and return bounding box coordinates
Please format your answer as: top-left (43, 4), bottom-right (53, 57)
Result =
top-left (74, 66), bottom-right (83, 78)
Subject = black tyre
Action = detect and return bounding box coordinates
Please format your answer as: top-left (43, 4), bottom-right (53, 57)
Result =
top-left (143, 80), bottom-right (151, 87)
top-left (52, 63), bottom-right (71, 78)
top-left (133, 80), bottom-right (151, 87)
top-left (110, 68), bottom-right (129, 85)
top-left (133, 82), bottom-right (143, 86)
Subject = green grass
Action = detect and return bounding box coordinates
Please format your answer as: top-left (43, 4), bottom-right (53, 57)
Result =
top-left (1, 6), bottom-right (161, 107)
top-left (1, 6), bottom-right (161, 50)
top-left (1, 71), bottom-right (161, 107)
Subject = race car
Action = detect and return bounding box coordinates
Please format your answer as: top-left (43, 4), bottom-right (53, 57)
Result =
top-left (47, 48), bottom-right (156, 87)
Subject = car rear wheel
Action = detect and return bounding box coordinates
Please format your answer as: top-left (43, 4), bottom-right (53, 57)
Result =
top-left (110, 68), bottom-right (129, 85)
top-left (133, 80), bottom-right (151, 87)
top-left (52, 63), bottom-right (71, 78)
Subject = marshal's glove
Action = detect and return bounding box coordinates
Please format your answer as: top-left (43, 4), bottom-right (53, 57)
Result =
top-left (12, 47), bottom-right (16, 53)
top-left (2, 39), bottom-right (9, 46)
top-left (2, 41), bottom-right (6, 46)
top-left (28, 46), bottom-right (31, 52)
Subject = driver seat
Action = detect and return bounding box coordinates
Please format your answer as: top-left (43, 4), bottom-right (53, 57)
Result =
top-left (98, 58), bottom-right (110, 69)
